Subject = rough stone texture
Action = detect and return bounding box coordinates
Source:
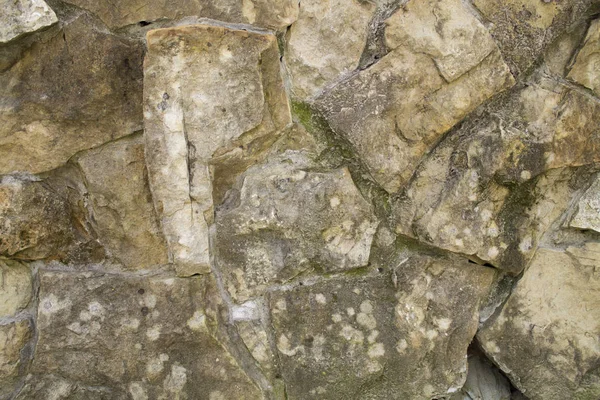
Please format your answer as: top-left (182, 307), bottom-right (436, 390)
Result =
top-left (568, 19), bottom-right (600, 97)
top-left (472, 0), bottom-right (599, 76)
top-left (0, 0), bottom-right (57, 43)
top-left (76, 135), bottom-right (168, 269)
top-left (394, 75), bottom-right (600, 274)
top-left (283, 0), bottom-right (375, 100)
top-left (569, 172), bottom-right (600, 233)
top-left (0, 13), bottom-right (144, 175)
top-left (24, 270), bottom-right (261, 399)
top-left (215, 151), bottom-right (378, 302)
top-left (450, 349), bottom-right (511, 400)
top-left (0, 320), bottom-right (32, 398)
top-left (268, 255), bottom-right (495, 399)
top-left (0, 176), bottom-right (74, 261)
top-left (1, 0), bottom-right (600, 397)
top-left (316, 0), bottom-right (514, 193)
top-left (0, 259), bottom-right (32, 318)
top-left (144, 24), bottom-right (290, 275)
top-left (62, 0), bottom-right (298, 30)
top-left (478, 246), bottom-right (600, 400)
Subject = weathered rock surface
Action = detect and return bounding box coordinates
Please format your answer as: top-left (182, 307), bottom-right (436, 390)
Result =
top-left (569, 172), bottom-right (600, 233)
top-left (0, 320), bottom-right (32, 398)
top-left (283, 0), bottom-right (375, 100)
top-left (478, 246), bottom-right (600, 399)
top-left (25, 270), bottom-right (260, 399)
top-left (316, 0), bottom-right (514, 193)
top-left (568, 19), bottom-right (600, 97)
top-left (0, 0), bottom-right (57, 43)
top-left (394, 76), bottom-right (600, 273)
top-left (268, 255), bottom-right (495, 399)
top-left (0, 13), bottom-right (144, 175)
top-left (215, 151), bottom-right (378, 302)
top-left (472, 0), bottom-right (598, 76)
top-left (62, 0), bottom-right (298, 30)
top-left (450, 349), bottom-right (511, 400)
top-left (0, 259), bottom-right (32, 318)
top-left (76, 135), bottom-right (168, 269)
top-left (0, 176), bottom-right (73, 261)
top-left (144, 24), bottom-right (290, 275)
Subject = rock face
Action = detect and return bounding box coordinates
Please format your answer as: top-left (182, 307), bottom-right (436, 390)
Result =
top-left (0, 0), bottom-right (57, 43)
top-left (268, 255), bottom-right (495, 399)
top-left (62, 0), bottom-right (298, 30)
top-left (2, 0), bottom-right (600, 398)
top-left (24, 270), bottom-right (260, 399)
top-left (0, 260), bottom-right (32, 318)
top-left (215, 151), bottom-right (378, 302)
top-left (144, 24), bottom-right (290, 275)
top-left (0, 13), bottom-right (144, 175)
top-left (394, 75), bottom-right (600, 274)
top-left (76, 135), bottom-right (168, 269)
top-left (283, 0), bottom-right (375, 100)
top-left (568, 19), bottom-right (600, 97)
top-left (569, 172), bottom-right (600, 233)
top-left (478, 247), bottom-right (600, 400)
top-left (316, 0), bottom-right (514, 193)
top-left (472, 0), bottom-right (598, 75)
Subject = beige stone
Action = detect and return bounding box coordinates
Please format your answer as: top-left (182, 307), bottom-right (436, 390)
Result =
top-left (0, 320), bottom-right (32, 397)
top-left (77, 135), bottom-right (168, 269)
top-left (0, 259), bottom-right (32, 318)
top-left (394, 77), bottom-right (600, 274)
top-left (0, 0), bottom-right (57, 43)
top-left (63, 0), bottom-right (298, 30)
top-left (215, 151), bottom-right (378, 302)
top-left (268, 255), bottom-right (494, 399)
top-left (478, 247), bottom-right (600, 399)
top-left (26, 270), bottom-right (261, 399)
top-left (0, 13), bottom-right (144, 175)
top-left (568, 19), bottom-right (600, 96)
top-left (144, 24), bottom-right (290, 275)
top-left (283, 0), bottom-right (375, 100)
top-left (317, 0), bottom-right (514, 193)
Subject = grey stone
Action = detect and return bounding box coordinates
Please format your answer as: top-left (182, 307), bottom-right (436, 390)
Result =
top-left (26, 270), bottom-right (261, 399)
top-left (268, 255), bottom-right (495, 399)
top-left (568, 19), bottom-right (600, 97)
top-left (0, 0), bottom-right (57, 43)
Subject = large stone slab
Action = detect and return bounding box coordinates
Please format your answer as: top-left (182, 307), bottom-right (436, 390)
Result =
top-left (478, 246), bottom-right (600, 400)
top-left (394, 77), bottom-right (600, 274)
top-left (568, 19), bottom-right (600, 97)
top-left (0, 0), bottom-right (57, 43)
top-left (0, 259), bottom-right (32, 318)
top-left (144, 24), bottom-right (290, 275)
top-left (63, 0), bottom-right (298, 30)
top-left (25, 270), bottom-right (261, 399)
top-left (76, 135), bottom-right (168, 269)
top-left (283, 0), bottom-right (375, 100)
top-left (215, 151), bottom-right (378, 302)
top-left (268, 256), bottom-right (495, 399)
top-left (0, 13), bottom-right (144, 175)
top-left (316, 0), bottom-right (514, 193)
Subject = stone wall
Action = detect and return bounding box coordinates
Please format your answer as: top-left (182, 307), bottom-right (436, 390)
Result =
top-left (1, 0), bottom-right (600, 399)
